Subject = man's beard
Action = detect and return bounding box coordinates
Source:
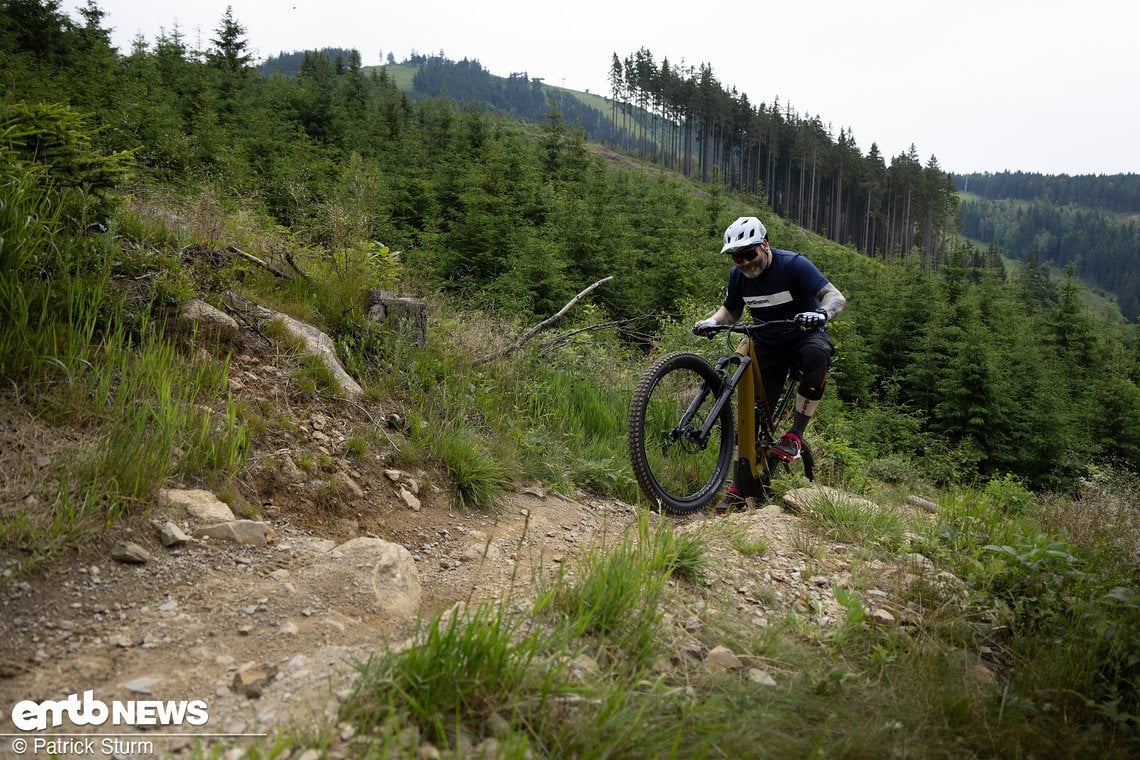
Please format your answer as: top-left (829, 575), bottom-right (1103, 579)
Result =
top-left (740, 262), bottom-right (764, 279)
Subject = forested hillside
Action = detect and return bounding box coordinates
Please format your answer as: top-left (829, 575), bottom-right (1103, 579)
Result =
top-left (5, 3), bottom-right (1140, 755)
top-left (603, 49), bottom-right (964, 267)
top-left (385, 48), bottom-right (962, 269)
top-left (2, 0), bottom-right (1137, 490)
top-left (954, 172), bottom-right (1140, 320)
top-left (353, 51), bottom-right (1140, 323)
top-left (955, 171), bottom-right (1140, 213)
top-left (257, 46), bottom-right (361, 76)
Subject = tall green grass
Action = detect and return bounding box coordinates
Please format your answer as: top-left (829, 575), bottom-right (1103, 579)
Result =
top-left (246, 475), bottom-right (1140, 759)
top-left (522, 362), bottom-right (636, 497)
top-left (421, 421), bottom-right (510, 511)
top-left (345, 603), bottom-right (548, 751)
top-left (799, 488), bottom-right (908, 550)
top-left (533, 516), bottom-right (673, 672)
top-left (908, 477), bottom-right (1140, 748)
top-left (86, 327), bottom-right (248, 507)
top-left (353, 308), bottom-right (640, 509)
top-left (336, 502), bottom-right (1140, 758)
top-left (0, 163), bottom-right (249, 559)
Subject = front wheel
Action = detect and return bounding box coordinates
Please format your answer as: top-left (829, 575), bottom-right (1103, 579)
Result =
top-left (628, 352), bottom-right (734, 514)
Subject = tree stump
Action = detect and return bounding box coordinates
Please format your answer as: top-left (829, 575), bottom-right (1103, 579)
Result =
top-left (366, 290), bottom-right (428, 345)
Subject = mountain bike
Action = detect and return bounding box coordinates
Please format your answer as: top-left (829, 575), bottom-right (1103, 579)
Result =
top-left (627, 320), bottom-right (815, 515)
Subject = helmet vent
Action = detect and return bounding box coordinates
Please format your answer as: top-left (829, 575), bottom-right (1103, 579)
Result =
top-left (720, 216), bottom-right (767, 254)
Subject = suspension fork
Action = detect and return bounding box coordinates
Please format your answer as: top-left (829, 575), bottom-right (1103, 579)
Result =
top-left (664, 351), bottom-right (748, 448)
top-left (733, 338), bottom-right (771, 483)
top-left (686, 352), bottom-right (749, 444)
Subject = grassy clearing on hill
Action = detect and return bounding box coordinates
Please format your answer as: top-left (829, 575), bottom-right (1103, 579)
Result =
top-left (3, 93), bottom-right (1139, 757)
top-left (4, 158), bottom-right (1139, 754)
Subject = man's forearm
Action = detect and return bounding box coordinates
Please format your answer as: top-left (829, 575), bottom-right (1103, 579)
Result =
top-left (707, 306), bottom-right (740, 325)
top-left (818, 285), bottom-right (846, 320)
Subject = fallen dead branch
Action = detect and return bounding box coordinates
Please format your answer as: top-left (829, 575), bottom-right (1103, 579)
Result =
top-left (283, 249), bottom-right (311, 281)
top-left (226, 245), bottom-right (292, 279)
top-left (539, 315), bottom-right (656, 355)
top-left (907, 495), bottom-right (939, 513)
top-left (473, 276), bottom-right (613, 365)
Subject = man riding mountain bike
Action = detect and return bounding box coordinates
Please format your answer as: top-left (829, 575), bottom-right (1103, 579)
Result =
top-left (693, 215), bottom-right (847, 513)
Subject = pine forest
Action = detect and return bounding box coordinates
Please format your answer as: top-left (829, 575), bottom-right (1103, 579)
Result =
top-left (2, 1), bottom-right (1140, 755)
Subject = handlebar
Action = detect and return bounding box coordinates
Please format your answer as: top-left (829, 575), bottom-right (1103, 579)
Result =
top-left (692, 319), bottom-right (800, 339)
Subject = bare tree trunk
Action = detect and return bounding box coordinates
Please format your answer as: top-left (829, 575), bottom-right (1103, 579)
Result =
top-left (885, 195), bottom-right (895, 261)
top-left (808, 148), bottom-right (818, 232)
top-left (833, 166), bottom-right (843, 242)
top-left (863, 193), bottom-right (872, 254)
top-left (798, 155), bottom-right (806, 226)
top-left (903, 188), bottom-right (913, 257)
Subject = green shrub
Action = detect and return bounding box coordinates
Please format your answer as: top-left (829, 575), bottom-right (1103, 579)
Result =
top-left (809, 435), bottom-right (868, 490)
top-left (0, 101), bottom-right (132, 227)
top-left (864, 456), bottom-right (925, 486)
top-left (981, 473), bottom-right (1035, 515)
top-left (0, 160), bottom-right (59, 375)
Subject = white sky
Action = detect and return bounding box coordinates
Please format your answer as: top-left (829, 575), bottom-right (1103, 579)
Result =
top-left (69, 0), bottom-right (1140, 176)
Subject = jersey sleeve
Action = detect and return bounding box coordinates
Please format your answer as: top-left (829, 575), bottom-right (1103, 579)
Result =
top-left (722, 268), bottom-right (744, 313)
top-left (793, 255), bottom-right (829, 295)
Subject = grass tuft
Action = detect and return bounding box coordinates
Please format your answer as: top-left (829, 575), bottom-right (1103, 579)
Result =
top-left (727, 525), bottom-right (769, 556)
top-left (801, 489), bottom-right (907, 550)
top-left (1, 166), bottom-right (248, 557)
top-left (345, 602), bottom-right (546, 749)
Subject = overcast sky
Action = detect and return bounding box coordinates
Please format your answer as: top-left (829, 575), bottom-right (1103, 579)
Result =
top-left (68, 0), bottom-right (1139, 176)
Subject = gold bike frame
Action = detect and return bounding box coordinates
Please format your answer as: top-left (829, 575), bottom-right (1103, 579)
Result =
top-left (733, 336), bottom-right (772, 485)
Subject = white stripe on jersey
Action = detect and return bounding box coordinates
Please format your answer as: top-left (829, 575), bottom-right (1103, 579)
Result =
top-left (743, 291), bottom-right (793, 309)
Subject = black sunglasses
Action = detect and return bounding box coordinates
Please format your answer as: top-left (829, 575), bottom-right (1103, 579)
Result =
top-left (731, 246), bottom-right (759, 264)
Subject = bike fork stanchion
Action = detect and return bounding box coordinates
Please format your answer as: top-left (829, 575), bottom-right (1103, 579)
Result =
top-left (706, 354), bottom-right (748, 443)
top-left (732, 339), bottom-right (765, 499)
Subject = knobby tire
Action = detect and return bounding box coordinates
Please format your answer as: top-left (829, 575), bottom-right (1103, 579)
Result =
top-left (627, 352), bottom-right (734, 514)
top-left (762, 440), bottom-right (814, 496)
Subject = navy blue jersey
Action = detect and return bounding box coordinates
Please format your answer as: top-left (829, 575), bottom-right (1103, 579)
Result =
top-left (723, 249), bottom-right (830, 346)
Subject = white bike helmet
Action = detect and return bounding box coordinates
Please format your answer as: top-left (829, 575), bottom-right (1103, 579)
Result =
top-left (721, 216), bottom-right (767, 254)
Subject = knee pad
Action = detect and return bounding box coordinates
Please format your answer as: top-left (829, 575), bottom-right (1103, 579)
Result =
top-left (797, 343), bottom-right (831, 400)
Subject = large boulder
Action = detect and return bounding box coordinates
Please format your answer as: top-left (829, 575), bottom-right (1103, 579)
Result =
top-left (782, 485), bottom-right (883, 515)
top-left (174, 298), bottom-right (239, 345)
top-left (220, 290), bottom-right (364, 399)
top-left (270, 313), bottom-right (364, 399)
top-left (292, 537), bottom-right (422, 626)
top-left (157, 488), bottom-right (236, 525)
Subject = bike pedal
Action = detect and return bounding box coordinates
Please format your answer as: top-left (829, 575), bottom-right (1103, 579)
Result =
top-left (714, 498), bottom-right (749, 516)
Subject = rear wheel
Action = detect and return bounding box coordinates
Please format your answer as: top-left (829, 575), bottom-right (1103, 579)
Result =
top-left (628, 352), bottom-right (734, 514)
top-left (761, 439), bottom-right (814, 496)
top-left (759, 384), bottom-right (815, 498)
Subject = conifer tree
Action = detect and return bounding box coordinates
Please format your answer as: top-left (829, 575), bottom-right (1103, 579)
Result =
top-left (207, 6), bottom-right (251, 74)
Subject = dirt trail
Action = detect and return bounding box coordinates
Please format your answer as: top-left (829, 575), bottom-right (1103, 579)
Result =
top-left (0, 322), bottom-right (927, 759)
top-left (1, 481), bottom-right (907, 760)
top-left (0, 482), bottom-right (648, 755)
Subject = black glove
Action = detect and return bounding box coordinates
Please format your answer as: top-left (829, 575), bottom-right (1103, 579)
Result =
top-left (794, 310), bottom-right (828, 329)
